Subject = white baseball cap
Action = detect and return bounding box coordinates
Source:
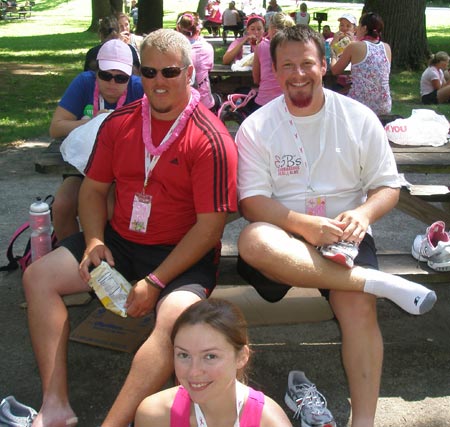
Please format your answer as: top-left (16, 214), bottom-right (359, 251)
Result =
top-left (338, 13), bottom-right (357, 26)
top-left (97, 39), bottom-right (133, 76)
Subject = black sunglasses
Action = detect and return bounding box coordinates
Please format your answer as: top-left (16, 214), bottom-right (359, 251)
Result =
top-left (97, 70), bottom-right (130, 84)
top-left (140, 65), bottom-right (188, 79)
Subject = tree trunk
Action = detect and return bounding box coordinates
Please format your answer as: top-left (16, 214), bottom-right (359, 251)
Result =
top-left (136, 0), bottom-right (163, 35)
top-left (88, 0), bottom-right (123, 32)
top-left (197, 0), bottom-right (208, 19)
top-left (363, 0), bottom-right (428, 70)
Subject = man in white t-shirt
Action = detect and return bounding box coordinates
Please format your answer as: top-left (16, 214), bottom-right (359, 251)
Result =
top-left (236, 25), bottom-right (436, 427)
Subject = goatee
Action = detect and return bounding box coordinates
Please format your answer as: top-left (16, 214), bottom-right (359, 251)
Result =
top-left (289, 93), bottom-right (313, 109)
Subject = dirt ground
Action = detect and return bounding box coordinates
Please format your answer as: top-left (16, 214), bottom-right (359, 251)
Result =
top-left (0, 141), bottom-right (449, 426)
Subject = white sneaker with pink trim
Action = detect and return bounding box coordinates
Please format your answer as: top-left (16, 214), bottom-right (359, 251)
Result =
top-left (412, 221), bottom-right (450, 271)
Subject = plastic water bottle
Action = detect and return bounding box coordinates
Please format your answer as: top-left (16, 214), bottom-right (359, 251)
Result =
top-left (325, 41), bottom-right (331, 70)
top-left (242, 44), bottom-right (251, 57)
top-left (29, 197), bottom-right (52, 262)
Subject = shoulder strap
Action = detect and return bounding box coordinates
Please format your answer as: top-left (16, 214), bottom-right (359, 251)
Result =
top-left (170, 386), bottom-right (191, 427)
top-left (240, 387), bottom-right (265, 427)
top-left (0, 221), bottom-right (30, 272)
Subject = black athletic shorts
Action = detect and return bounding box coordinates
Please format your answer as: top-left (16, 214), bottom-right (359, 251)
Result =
top-left (58, 223), bottom-right (219, 300)
top-left (422, 90), bottom-right (438, 105)
top-left (237, 233), bottom-right (378, 303)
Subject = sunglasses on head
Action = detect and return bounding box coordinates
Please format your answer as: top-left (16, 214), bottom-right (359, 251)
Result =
top-left (97, 70), bottom-right (130, 84)
top-left (140, 65), bottom-right (188, 79)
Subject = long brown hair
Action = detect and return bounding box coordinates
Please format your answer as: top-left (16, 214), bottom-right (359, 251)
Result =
top-left (171, 298), bottom-right (251, 381)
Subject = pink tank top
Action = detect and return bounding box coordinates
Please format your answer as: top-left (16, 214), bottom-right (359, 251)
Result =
top-left (170, 385), bottom-right (265, 427)
top-left (254, 39), bottom-right (283, 106)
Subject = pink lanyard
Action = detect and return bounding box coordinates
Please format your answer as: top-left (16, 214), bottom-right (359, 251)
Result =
top-left (92, 80), bottom-right (127, 117)
top-left (141, 88), bottom-right (201, 188)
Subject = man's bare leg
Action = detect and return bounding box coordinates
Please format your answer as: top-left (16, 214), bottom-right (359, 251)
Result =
top-left (330, 291), bottom-right (383, 427)
top-left (23, 247), bottom-right (90, 427)
top-left (238, 222), bottom-right (436, 315)
top-left (101, 291), bottom-right (201, 427)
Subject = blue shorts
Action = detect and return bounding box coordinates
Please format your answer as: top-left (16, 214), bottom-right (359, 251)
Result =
top-left (237, 233), bottom-right (378, 303)
top-left (58, 223), bottom-right (219, 300)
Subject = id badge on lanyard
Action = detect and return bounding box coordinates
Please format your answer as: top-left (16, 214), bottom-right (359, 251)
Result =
top-left (129, 152), bottom-right (159, 233)
top-left (129, 193), bottom-right (152, 233)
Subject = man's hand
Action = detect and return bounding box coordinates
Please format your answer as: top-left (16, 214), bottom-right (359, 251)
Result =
top-left (300, 216), bottom-right (345, 247)
top-left (335, 209), bottom-right (370, 243)
top-left (125, 279), bottom-right (160, 317)
top-left (79, 238), bottom-right (115, 282)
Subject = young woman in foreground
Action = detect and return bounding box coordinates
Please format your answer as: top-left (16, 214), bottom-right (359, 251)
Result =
top-left (134, 298), bottom-right (292, 427)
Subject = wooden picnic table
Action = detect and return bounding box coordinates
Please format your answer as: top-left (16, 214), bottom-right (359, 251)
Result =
top-left (209, 64), bottom-right (254, 95)
top-left (391, 141), bottom-right (450, 226)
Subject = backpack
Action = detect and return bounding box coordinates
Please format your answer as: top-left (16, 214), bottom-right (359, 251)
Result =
top-left (0, 195), bottom-right (57, 273)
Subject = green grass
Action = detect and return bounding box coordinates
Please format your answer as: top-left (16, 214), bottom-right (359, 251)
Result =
top-left (1, 0), bottom-right (450, 148)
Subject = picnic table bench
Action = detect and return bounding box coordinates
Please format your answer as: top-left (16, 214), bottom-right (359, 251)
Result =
top-left (1, 3), bottom-right (32, 19)
top-left (34, 138), bottom-right (450, 291)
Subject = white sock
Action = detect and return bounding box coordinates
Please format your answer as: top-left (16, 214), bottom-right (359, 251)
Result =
top-left (363, 269), bottom-right (437, 315)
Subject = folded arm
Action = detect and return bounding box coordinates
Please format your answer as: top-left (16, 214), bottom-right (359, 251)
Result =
top-left (49, 105), bottom-right (90, 138)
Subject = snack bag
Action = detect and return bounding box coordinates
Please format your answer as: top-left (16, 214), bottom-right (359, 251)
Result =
top-left (88, 261), bottom-right (132, 317)
top-left (332, 36), bottom-right (351, 57)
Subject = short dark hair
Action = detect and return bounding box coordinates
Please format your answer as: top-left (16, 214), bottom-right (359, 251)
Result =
top-left (270, 24), bottom-right (325, 68)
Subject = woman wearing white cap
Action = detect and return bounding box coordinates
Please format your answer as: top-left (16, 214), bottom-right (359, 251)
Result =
top-left (49, 39), bottom-right (144, 241)
top-left (330, 13), bottom-right (357, 57)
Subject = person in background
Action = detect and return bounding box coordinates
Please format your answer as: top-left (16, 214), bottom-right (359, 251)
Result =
top-left (322, 24), bottom-right (334, 41)
top-left (264, 0), bottom-right (282, 30)
top-left (116, 12), bottom-right (143, 57)
top-left (222, 1), bottom-right (241, 44)
top-left (222, 14), bottom-right (265, 65)
top-left (420, 51), bottom-right (450, 104)
top-left (130, 0), bottom-right (139, 30)
top-left (330, 13), bottom-right (357, 94)
top-left (51, 39), bottom-right (144, 241)
top-left (203, 0), bottom-right (222, 37)
top-left (266, 0), bottom-right (281, 12)
top-left (135, 298), bottom-right (293, 427)
top-left (330, 13), bottom-right (356, 57)
top-left (331, 12), bottom-right (392, 115)
top-left (251, 12), bottom-right (294, 111)
top-left (23, 29), bottom-right (237, 427)
top-left (84, 15), bottom-right (141, 75)
top-left (176, 11), bottom-right (221, 112)
top-left (295, 2), bottom-right (310, 26)
top-left (236, 25), bottom-right (436, 427)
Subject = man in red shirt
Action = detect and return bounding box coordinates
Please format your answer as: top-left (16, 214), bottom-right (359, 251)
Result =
top-left (23, 29), bottom-right (237, 427)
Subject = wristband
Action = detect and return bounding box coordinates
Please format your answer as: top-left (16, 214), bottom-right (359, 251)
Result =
top-left (144, 275), bottom-right (162, 291)
top-left (147, 273), bottom-right (166, 289)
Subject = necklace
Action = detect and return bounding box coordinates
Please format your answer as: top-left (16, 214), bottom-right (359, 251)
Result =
top-left (193, 380), bottom-right (246, 427)
top-left (93, 80), bottom-right (127, 117)
top-left (141, 88), bottom-right (200, 157)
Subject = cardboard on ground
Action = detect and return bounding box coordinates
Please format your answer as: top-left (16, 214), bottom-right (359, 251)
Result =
top-left (70, 286), bottom-right (333, 353)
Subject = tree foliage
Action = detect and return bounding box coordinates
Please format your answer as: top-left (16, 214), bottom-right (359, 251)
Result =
top-left (363, 0), bottom-right (428, 70)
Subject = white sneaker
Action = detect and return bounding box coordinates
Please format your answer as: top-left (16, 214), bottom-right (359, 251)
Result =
top-left (0, 396), bottom-right (37, 427)
top-left (411, 221), bottom-right (450, 271)
top-left (320, 241), bottom-right (359, 269)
